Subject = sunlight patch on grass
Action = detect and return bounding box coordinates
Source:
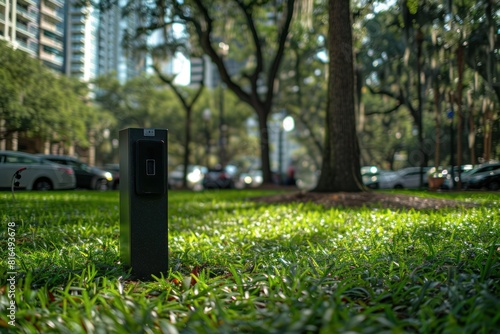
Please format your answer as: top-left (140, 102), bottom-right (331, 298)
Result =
top-left (0, 190), bottom-right (499, 332)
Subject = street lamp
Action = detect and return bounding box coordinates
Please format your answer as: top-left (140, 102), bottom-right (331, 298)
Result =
top-left (218, 42), bottom-right (229, 167)
top-left (203, 108), bottom-right (211, 167)
top-left (447, 108), bottom-right (455, 188)
top-left (278, 114), bottom-right (295, 185)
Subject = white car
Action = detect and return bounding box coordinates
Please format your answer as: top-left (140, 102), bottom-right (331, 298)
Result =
top-left (0, 151), bottom-right (76, 190)
top-left (168, 165), bottom-right (207, 190)
top-left (376, 170), bottom-right (400, 189)
top-left (393, 167), bottom-right (432, 189)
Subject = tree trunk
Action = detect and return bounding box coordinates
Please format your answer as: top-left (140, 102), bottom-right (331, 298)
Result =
top-left (257, 112), bottom-right (272, 184)
top-left (483, 100), bottom-right (493, 162)
top-left (455, 45), bottom-right (465, 190)
top-left (466, 90), bottom-right (477, 165)
top-left (433, 82), bottom-right (441, 168)
top-left (182, 107), bottom-right (192, 189)
top-left (416, 28), bottom-right (425, 188)
top-left (313, 0), bottom-right (364, 193)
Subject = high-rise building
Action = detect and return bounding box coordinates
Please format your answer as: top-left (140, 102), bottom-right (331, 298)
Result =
top-left (119, 1), bottom-right (147, 82)
top-left (97, 3), bottom-right (120, 77)
top-left (65, 0), bottom-right (99, 81)
top-left (190, 55), bottom-right (243, 89)
top-left (65, 0), bottom-right (147, 83)
top-left (39, 0), bottom-right (65, 72)
top-left (1, 0), bottom-right (40, 57)
top-left (1, 0), bottom-right (145, 80)
top-left (0, 0), bottom-right (65, 72)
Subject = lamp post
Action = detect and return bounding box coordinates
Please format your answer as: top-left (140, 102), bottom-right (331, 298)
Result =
top-left (203, 108), bottom-right (211, 167)
top-left (447, 109), bottom-right (455, 188)
top-left (278, 114), bottom-right (295, 185)
top-left (218, 42), bottom-right (229, 167)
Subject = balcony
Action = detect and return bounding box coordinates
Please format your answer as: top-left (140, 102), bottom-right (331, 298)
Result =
top-left (71, 16), bottom-right (86, 24)
top-left (71, 56), bottom-right (85, 64)
top-left (71, 44), bottom-right (85, 54)
top-left (40, 19), bottom-right (63, 36)
top-left (40, 3), bottom-right (63, 22)
top-left (18, 0), bottom-right (39, 6)
top-left (28, 41), bottom-right (38, 52)
top-left (40, 49), bottom-right (63, 66)
top-left (40, 34), bottom-right (62, 50)
top-left (45, 0), bottom-right (64, 7)
top-left (15, 21), bottom-right (37, 38)
top-left (14, 39), bottom-right (37, 56)
top-left (16, 6), bottom-right (38, 22)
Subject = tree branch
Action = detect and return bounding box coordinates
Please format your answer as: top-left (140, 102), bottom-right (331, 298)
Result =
top-left (152, 64), bottom-right (204, 109)
top-left (264, 0), bottom-right (295, 110)
top-left (365, 85), bottom-right (409, 116)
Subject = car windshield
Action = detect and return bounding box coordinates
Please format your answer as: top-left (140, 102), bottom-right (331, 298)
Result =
top-left (45, 160), bottom-right (62, 167)
top-left (464, 164), bottom-right (500, 176)
top-left (5, 155), bottom-right (38, 164)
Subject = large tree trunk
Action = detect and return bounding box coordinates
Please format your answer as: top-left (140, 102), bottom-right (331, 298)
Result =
top-left (314, 0), bottom-right (364, 193)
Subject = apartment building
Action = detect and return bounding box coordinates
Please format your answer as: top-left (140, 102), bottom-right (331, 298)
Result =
top-left (1, 0), bottom-right (144, 81)
top-left (0, 0), bottom-right (65, 72)
top-left (39, 0), bottom-right (64, 72)
top-left (65, 1), bottom-right (99, 81)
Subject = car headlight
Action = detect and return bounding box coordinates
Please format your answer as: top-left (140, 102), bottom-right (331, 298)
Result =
top-left (104, 172), bottom-right (113, 181)
top-left (187, 171), bottom-right (202, 183)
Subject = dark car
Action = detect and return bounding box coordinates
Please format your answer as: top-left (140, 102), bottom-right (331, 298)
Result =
top-left (38, 155), bottom-right (113, 190)
top-left (202, 165), bottom-right (238, 189)
top-left (466, 170), bottom-right (500, 191)
top-left (462, 163), bottom-right (500, 187)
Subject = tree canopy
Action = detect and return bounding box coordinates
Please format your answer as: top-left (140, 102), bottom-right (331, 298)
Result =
top-left (0, 41), bottom-right (97, 150)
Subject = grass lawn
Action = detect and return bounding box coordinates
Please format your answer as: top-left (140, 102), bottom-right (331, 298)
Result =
top-left (1, 189), bottom-right (499, 333)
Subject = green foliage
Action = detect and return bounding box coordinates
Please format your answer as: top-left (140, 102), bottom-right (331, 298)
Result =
top-left (0, 190), bottom-right (499, 332)
top-left (93, 73), bottom-right (254, 168)
top-left (0, 41), bottom-right (97, 146)
top-left (357, 0), bottom-right (500, 165)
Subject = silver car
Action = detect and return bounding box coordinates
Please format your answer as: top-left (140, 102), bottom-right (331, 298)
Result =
top-left (393, 167), bottom-right (432, 189)
top-left (0, 151), bottom-right (76, 190)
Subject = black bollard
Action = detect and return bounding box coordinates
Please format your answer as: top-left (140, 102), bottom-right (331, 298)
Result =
top-left (119, 128), bottom-right (168, 280)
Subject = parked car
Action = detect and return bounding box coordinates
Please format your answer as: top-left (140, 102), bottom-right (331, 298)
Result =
top-left (168, 165), bottom-right (207, 190)
top-left (103, 163), bottom-right (120, 190)
top-left (361, 166), bottom-right (400, 189)
top-left (466, 170), bottom-right (500, 190)
top-left (376, 170), bottom-right (400, 189)
top-left (0, 150), bottom-right (76, 190)
top-left (430, 165), bottom-right (474, 189)
top-left (238, 169), bottom-right (264, 188)
top-left (202, 165), bottom-right (239, 189)
top-left (38, 154), bottom-right (113, 190)
top-left (462, 163), bottom-right (500, 188)
top-left (361, 166), bottom-right (379, 189)
top-left (393, 167), bottom-right (432, 189)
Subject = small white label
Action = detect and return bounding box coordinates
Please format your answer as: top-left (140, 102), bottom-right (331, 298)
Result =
top-left (144, 129), bottom-right (155, 136)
